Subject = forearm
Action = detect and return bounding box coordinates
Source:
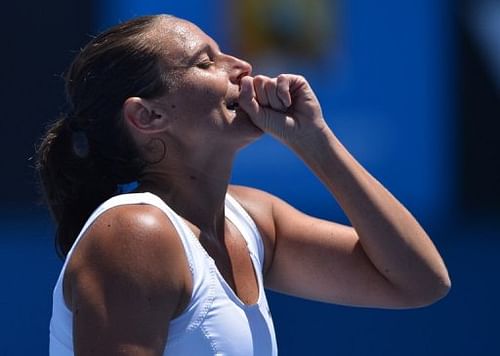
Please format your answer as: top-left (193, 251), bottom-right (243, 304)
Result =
top-left (293, 128), bottom-right (451, 302)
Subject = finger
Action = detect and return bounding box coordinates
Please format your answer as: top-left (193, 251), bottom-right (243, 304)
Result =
top-left (277, 74), bottom-right (292, 108)
top-left (238, 76), bottom-right (261, 118)
top-left (253, 75), bottom-right (270, 107)
top-left (264, 79), bottom-right (286, 112)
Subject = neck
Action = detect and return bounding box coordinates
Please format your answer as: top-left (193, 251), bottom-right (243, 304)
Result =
top-left (137, 149), bottom-right (236, 238)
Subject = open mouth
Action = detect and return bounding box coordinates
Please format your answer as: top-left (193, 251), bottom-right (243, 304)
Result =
top-left (226, 101), bottom-right (239, 111)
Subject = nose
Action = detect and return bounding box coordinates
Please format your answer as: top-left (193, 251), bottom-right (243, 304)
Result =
top-left (226, 55), bottom-right (252, 84)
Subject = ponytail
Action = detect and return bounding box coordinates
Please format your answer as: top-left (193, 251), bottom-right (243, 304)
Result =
top-left (36, 116), bottom-right (119, 256)
top-left (36, 15), bottom-right (174, 257)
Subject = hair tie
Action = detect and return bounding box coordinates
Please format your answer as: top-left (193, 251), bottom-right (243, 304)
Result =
top-left (72, 131), bottom-right (90, 158)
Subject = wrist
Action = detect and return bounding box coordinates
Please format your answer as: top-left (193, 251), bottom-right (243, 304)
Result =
top-left (291, 124), bottom-right (339, 159)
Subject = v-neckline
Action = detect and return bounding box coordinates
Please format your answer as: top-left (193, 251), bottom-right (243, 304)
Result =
top-left (180, 202), bottom-right (262, 308)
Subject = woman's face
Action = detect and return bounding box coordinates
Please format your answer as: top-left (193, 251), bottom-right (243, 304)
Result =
top-left (154, 18), bottom-right (261, 149)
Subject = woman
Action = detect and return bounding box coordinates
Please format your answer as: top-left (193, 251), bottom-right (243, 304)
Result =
top-left (38, 14), bottom-right (450, 355)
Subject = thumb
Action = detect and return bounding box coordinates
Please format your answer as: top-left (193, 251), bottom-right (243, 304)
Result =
top-left (238, 76), bottom-right (262, 125)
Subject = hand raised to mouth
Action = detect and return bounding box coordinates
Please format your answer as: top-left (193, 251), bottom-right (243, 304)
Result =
top-left (238, 74), bottom-right (326, 148)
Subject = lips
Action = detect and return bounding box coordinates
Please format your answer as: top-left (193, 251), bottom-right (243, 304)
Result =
top-left (224, 84), bottom-right (241, 112)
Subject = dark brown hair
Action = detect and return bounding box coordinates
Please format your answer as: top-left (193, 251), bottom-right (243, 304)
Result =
top-left (36, 15), bottom-right (175, 257)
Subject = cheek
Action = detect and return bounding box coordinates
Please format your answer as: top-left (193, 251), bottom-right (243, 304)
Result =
top-left (180, 73), bottom-right (228, 110)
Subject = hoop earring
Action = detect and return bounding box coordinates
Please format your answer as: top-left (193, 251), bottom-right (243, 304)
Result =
top-left (144, 137), bottom-right (167, 165)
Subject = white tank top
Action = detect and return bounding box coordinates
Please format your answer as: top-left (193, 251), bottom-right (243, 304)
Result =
top-left (49, 192), bottom-right (278, 355)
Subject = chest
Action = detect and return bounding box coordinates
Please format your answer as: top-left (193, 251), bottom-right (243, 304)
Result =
top-left (198, 219), bottom-right (260, 305)
top-left (165, 217), bottom-right (277, 355)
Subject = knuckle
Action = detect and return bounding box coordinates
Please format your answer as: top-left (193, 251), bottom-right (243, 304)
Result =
top-left (254, 75), bottom-right (266, 83)
top-left (277, 74), bottom-right (288, 82)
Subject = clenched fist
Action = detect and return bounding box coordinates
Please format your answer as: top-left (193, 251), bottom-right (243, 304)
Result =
top-left (238, 74), bottom-right (328, 149)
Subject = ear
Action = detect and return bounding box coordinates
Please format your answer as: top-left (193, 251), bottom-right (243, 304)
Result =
top-left (123, 97), bottom-right (168, 133)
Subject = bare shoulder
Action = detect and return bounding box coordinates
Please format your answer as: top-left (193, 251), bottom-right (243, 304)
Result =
top-left (65, 203), bottom-right (190, 313)
top-left (227, 185), bottom-right (278, 229)
top-left (64, 203), bottom-right (191, 353)
top-left (228, 185), bottom-right (275, 210)
top-left (228, 185), bottom-right (281, 274)
top-left (228, 184), bottom-right (310, 232)
top-left (228, 184), bottom-right (307, 225)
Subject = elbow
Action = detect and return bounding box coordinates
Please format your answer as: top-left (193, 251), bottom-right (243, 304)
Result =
top-left (440, 273), bottom-right (452, 296)
top-left (423, 274), bottom-right (451, 306)
top-left (426, 264), bottom-right (452, 303)
top-left (399, 273), bottom-right (452, 308)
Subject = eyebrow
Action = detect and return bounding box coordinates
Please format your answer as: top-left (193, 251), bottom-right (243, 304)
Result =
top-left (182, 42), bottom-right (220, 65)
top-left (178, 43), bottom-right (210, 66)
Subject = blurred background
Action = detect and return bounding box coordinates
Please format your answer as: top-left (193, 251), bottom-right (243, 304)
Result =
top-left (1, 0), bottom-right (499, 354)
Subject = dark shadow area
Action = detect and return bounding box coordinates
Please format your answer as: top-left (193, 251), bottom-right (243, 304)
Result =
top-left (458, 0), bottom-right (500, 217)
top-left (0, 1), bottom-right (93, 204)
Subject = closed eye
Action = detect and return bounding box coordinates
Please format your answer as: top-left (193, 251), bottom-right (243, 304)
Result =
top-left (196, 60), bottom-right (215, 69)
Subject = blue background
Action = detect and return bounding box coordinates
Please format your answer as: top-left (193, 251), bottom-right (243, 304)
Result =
top-left (1, 0), bottom-right (499, 355)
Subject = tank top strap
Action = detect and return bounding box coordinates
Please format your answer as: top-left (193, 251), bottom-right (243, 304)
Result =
top-left (59, 192), bottom-right (200, 284)
top-left (121, 192), bottom-right (204, 278)
top-left (224, 193), bottom-right (265, 274)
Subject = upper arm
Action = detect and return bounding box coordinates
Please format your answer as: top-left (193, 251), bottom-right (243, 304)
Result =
top-left (230, 186), bottom-right (407, 309)
top-left (65, 204), bottom-right (190, 355)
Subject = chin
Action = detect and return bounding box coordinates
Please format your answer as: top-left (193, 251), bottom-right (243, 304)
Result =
top-left (224, 110), bottom-right (263, 149)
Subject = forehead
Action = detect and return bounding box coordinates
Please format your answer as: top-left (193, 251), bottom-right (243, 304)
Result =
top-left (155, 18), bottom-right (218, 64)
